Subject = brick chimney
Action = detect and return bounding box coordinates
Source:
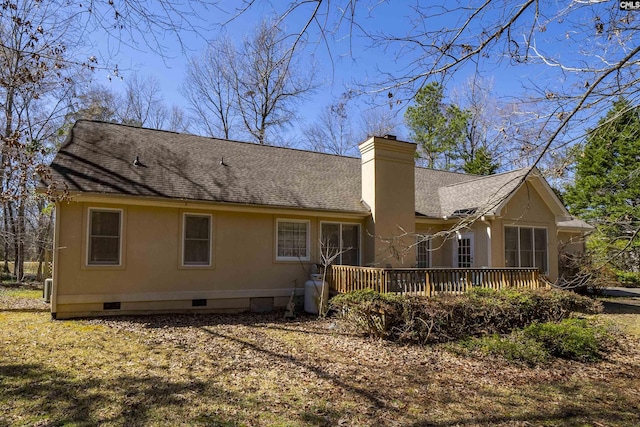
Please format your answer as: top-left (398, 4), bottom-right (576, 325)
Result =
top-left (359, 135), bottom-right (416, 267)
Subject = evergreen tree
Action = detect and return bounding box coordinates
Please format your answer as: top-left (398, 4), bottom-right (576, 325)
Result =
top-left (565, 98), bottom-right (640, 271)
top-left (461, 146), bottom-right (499, 176)
top-left (405, 82), bottom-right (469, 169)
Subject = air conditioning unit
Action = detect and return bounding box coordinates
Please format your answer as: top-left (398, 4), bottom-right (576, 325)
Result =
top-left (44, 278), bottom-right (53, 303)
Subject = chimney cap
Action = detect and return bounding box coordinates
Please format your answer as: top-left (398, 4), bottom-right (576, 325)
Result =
top-left (383, 134), bottom-right (397, 140)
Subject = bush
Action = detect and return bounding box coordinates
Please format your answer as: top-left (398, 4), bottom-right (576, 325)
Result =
top-left (329, 288), bottom-right (602, 344)
top-left (616, 271), bottom-right (640, 288)
top-left (329, 289), bottom-right (405, 339)
top-left (523, 318), bottom-right (612, 362)
top-left (457, 319), bottom-right (613, 365)
top-left (458, 334), bottom-right (550, 366)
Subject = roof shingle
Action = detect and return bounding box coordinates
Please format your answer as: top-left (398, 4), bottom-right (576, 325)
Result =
top-left (47, 121), bottom-right (549, 219)
top-left (49, 120), bottom-right (367, 213)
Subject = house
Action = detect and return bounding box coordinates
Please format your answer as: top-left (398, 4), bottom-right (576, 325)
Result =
top-left (45, 120), bottom-right (592, 318)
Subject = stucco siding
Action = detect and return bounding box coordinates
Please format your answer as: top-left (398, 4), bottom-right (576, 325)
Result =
top-left (497, 182), bottom-right (559, 281)
top-left (53, 201), bottom-right (363, 318)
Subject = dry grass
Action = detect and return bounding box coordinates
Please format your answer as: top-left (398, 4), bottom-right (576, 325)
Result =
top-left (1, 286), bottom-right (639, 427)
top-left (0, 284), bottom-right (45, 312)
top-left (1, 261), bottom-right (40, 276)
top-left (600, 298), bottom-right (640, 337)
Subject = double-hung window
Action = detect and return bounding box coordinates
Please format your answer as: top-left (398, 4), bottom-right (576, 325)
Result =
top-left (88, 209), bottom-right (122, 265)
top-left (276, 219), bottom-right (310, 261)
top-left (183, 214), bottom-right (212, 266)
top-left (320, 222), bottom-right (360, 265)
top-left (505, 226), bottom-right (548, 273)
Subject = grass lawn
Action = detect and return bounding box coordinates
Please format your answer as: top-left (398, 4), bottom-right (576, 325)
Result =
top-left (1, 286), bottom-right (639, 427)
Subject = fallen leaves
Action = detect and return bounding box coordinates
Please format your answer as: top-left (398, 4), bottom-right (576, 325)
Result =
top-left (1, 285), bottom-right (639, 426)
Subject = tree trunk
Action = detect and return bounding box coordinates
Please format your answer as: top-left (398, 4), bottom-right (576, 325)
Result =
top-left (35, 204), bottom-right (53, 282)
top-left (16, 195), bottom-right (25, 282)
top-left (8, 201), bottom-right (16, 277)
top-left (2, 203), bottom-right (9, 274)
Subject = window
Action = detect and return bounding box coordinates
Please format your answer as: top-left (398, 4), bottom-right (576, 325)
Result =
top-left (320, 222), bottom-right (360, 265)
top-left (276, 219), bottom-right (310, 261)
top-left (88, 209), bottom-right (122, 265)
top-left (504, 226), bottom-right (548, 273)
top-left (416, 236), bottom-right (431, 268)
top-left (183, 214), bottom-right (211, 266)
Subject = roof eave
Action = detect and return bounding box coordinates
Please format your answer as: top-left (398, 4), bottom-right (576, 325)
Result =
top-left (56, 191), bottom-right (372, 218)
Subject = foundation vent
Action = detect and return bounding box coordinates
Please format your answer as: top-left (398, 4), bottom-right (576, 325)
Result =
top-left (103, 302), bottom-right (121, 310)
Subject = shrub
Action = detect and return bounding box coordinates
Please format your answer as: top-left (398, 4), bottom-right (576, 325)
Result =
top-left (0, 273), bottom-right (15, 282)
top-left (616, 271), bottom-right (640, 288)
top-left (523, 318), bottom-right (612, 362)
top-left (457, 319), bottom-right (613, 365)
top-left (329, 289), bottom-right (405, 339)
top-left (329, 288), bottom-right (602, 344)
top-left (458, 334), bottom-right (550, 366)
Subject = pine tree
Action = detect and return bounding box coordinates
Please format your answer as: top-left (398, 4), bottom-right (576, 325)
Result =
top-left (565, 98), bottom-right (640, 271)
top-left (405, 82), bottom-right (469, 169)
top-left (461, 146), bottom-right (499, 176)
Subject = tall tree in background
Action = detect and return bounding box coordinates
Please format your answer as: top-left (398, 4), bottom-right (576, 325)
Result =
top-left (119, 74), bottom-right (190, 131)
top-left (405, 82), bottom-right (469, 169)
top-left (305, 96), bottom-right (399, 156)
top-left (451, 77), bottom-right (501, 175)
top-left (461, 146), bottom-right (499, 175)
top-left (237, 2), bottom-right (640, 183)
top-left (304, 100), bottom-right (357, 156)
top-left (0, 0), bottom-right (80, 280)
top-left (183, 21), bottom-right (317, 145)
top-left (360, 106), bottom-right (399, 141)
top-left (119, 74), bottom-right (163, 127)
top-left (565, 98), bottom-right (640, 272)
top-left (236, 21), bottom-right (317, 145)
top-left (67, 86), bottom-right (119, 123)
top-left (67, 79), bottom-right (189, 132)
top-left (182, 35), bottom-right (236, 139)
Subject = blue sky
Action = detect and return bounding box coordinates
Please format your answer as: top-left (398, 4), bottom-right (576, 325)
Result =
top-left (82, 0), bottom-right (626, 155)
top-left (83, 2), bottom-right (503, 141)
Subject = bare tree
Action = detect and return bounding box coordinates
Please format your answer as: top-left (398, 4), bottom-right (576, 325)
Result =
top-left (182, 35), bottom-right (236, 139)
top-left (237, 20), bottom-right (318, 144)
top-left (360, 106), bottom-right (399, 140)
top-left (184, 21), bottom-right (317, 145)
top-left (0, 0), bottom-right (81, 280)
top-left (163, 105), bottom-right (191, 133)
top-left (67, 85), bottom-right (119, 123)
top-left (230, 2), bottom-right (639, 166)
top-left (68, 1), bottom-right (219, 57)
top-left (304, 100), bottom-right (358, 156)
top-left (118, 74), bottom-right (165, 127)
top-left (67, 78), bottom-right (189, 132)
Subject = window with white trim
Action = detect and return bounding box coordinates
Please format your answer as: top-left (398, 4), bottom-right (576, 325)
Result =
top-left (88, 209), bottom-right (122, 265)
top-left (276, 219), bottom-right (310, 261)
top-left (183, 214), bottom-right (212, 266)
top-left (320, 222), bottom-right (360, 265)
top-left (505, 226), bottom-right (548, 273)
top-left (416, 236), bottom-right (431, 268)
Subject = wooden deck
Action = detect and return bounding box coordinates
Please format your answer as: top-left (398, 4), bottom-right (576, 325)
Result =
top-left (328, 265), bottom-right (543, 296)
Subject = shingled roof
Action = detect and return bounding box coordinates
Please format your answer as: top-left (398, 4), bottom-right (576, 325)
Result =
top-left (47, 120), bottom-right (537, 218)
top-left (49, 120), bottom-right (367, 213)
top-left (438, 169), bottom-right (530, 217)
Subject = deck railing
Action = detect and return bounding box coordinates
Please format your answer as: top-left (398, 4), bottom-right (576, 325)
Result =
top-left (328, 265), bottom-right (542, 296)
